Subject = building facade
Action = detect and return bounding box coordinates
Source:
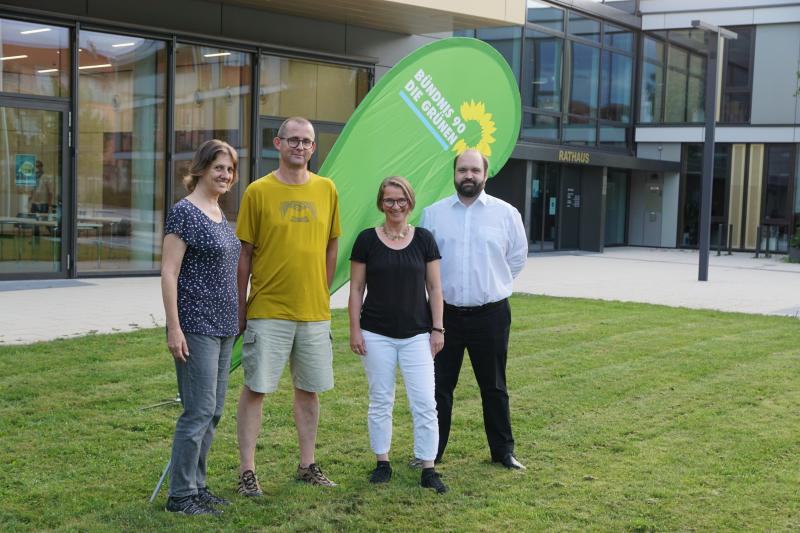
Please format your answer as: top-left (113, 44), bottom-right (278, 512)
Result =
top-left (0, 0), bottom-right (798, 280)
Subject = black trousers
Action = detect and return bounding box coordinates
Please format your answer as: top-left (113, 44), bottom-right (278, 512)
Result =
top-left (434, 298), bottom-right (514, 461)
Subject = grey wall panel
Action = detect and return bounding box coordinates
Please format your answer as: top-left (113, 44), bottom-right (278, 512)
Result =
top-left (660, 171), bottom-right (679, 248)
top-left (222, 5), bottom-right (346, 54)
top-left (347, 26), bottom-right (438, 73)
top-left (578, 167), bottom-right (604, 252)
top-left (751, 23), bottom-right (800, 125)
top-left (485, 158), bottom-right (526, 216)
top-left (87, 0), bottom-right (222, 36)
top-left (637, 142), bottom-right (682, 162)
top-left (0, 0), bottom-right (87, 15)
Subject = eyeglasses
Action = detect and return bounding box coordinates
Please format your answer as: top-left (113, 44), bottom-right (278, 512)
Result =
top-left (279, 137), bottom-right (314, 149)
top-left (382, 198), bottom-right (409, 208)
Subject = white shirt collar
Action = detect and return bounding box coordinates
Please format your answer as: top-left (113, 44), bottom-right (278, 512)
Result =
top-left (449, 190), bottom-right (488, 208)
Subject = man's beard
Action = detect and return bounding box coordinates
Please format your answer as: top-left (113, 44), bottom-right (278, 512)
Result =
top-left (455, 178), bottom-right (485, 198)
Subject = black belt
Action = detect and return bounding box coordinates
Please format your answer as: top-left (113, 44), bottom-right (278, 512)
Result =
top-left (444, 299), bottom-right (506, 315)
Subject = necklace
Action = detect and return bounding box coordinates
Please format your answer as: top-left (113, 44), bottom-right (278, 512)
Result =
top-left (381, 223), bottom-right (410, 241)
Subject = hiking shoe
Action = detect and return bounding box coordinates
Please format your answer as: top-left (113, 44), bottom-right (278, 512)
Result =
top-left (237, 469), bottom-right (263, 497)
top-left (165, 495), bottom-right (222, 516)
top-left (369, 461), bottom-right (392, 484)
top-left (421, 468), bottom-right (448, 494)
top-left (296, 463), bottom-right (337, 487)
top-left (196, 487), bottom-right (231, 506)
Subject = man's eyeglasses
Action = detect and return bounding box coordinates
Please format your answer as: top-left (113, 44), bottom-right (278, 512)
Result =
top-left (279, 137), bottom-right (314, 149)
top-left (382, 198), bottom-right (409, 208)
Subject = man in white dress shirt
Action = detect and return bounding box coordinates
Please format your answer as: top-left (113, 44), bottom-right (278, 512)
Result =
top-left (420, 148), bottom-right (528, 469)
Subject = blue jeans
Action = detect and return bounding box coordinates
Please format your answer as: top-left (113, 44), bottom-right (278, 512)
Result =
top-left (168, 333), bottom-right (233, 498)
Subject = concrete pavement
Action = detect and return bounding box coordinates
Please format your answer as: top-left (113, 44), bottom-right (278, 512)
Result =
top-left (1, 247), bottom-right (798, 345)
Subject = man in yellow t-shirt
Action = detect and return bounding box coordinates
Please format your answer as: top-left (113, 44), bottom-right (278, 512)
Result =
top-left (235, 116), bottom-right (341, 495)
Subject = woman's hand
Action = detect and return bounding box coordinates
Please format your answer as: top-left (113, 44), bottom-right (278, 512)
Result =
top-left (167, 326), bottom-right (190, 363)
top-left (430, 330), bottom-right (444, 357)
top-left (350, 329), bottom-right (367, 356)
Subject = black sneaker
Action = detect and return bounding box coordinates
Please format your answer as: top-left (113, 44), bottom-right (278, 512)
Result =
top-left (165, 495), bottom-right (222, 516)
top-left (196, 487), bottom-right (231, 506)
top-left (369, 461), bottom-right (392, 484)
top-left (420, 468), bottom-right (448, 494)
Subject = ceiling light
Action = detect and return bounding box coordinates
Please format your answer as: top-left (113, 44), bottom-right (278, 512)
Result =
top-left (20, 28), bottom-right (51, 35)
top-left (0, 55), bottom-right (28, 61)
top-left (112, 42), bottom-right (136, 48)
top-left (203, 52), bottom-right (231, 58)
top-left (78, 63), bottom-right (112, 70)
top-left (37, 68), bottom-right (59, 74)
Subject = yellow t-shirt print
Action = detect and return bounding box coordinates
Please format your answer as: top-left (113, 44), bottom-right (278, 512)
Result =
top-left (237, 172), bottom-right (341, 322)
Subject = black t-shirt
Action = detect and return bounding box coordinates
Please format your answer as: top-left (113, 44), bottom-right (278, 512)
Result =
top-left (350, 227), bottom-right (441, 339)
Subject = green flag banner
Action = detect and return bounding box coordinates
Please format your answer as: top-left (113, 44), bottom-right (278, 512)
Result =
top-left (321, 37), bottom-right (522, 292)
top-left (230, 38), bottom-right (520, 372)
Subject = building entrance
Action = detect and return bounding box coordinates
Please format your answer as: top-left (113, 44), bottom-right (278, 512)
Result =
top-left (530, 162), bottom-right (559, 251)
top-left (0, 100), bottom-right (69, 278)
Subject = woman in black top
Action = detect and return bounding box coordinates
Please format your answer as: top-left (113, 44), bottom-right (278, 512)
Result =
top-left (349, 176), bottom-right (448, 494)
top-left (161, 139), bottom-right (241, 515)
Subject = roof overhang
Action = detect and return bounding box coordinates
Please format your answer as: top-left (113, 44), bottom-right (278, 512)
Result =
top-left (220, 0), bottom-right (525, 34)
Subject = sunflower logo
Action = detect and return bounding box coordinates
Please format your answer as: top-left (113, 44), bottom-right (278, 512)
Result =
top-left (452, 100), bottom-right (497, 156)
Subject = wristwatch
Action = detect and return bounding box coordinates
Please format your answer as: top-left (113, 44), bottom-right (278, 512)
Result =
top-left (431, 327), bottom-right (445, 334)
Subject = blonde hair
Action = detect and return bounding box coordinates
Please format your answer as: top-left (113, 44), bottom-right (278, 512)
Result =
top-left (183, 139), bottom-right (239, 193)
top-left (376, 176), bottom-right (416, 212)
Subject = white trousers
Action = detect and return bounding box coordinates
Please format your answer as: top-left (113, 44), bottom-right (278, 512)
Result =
top-left (361, 330), bottom-right (439, 461)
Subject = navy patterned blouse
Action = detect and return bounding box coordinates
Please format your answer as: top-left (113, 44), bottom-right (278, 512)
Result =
top-left (165, 198), bottom-right (241, 337)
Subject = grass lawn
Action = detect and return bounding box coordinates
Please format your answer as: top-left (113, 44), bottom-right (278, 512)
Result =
top-left (1, 294), bottom-right (799, 531)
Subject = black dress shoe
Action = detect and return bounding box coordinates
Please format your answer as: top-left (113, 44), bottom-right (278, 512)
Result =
top-left (495, 453), bottom-right (526, 470)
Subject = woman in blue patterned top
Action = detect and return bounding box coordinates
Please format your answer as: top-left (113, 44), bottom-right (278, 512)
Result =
top-left (161, 139), bottom-right (241, 516)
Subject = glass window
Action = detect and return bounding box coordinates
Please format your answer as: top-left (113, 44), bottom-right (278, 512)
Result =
top-left (259, 56), bottom-right (368, 124)
top-left (0, 107), bottom-right (63, 275)
top-left (568, 42), bottom-right (600, 117)
top-left (600, 50), bottom-right (632, 122)
top-left (599, 124), bottom-right (628, 148)
top-left (0, 18), bottom-right (69, 97)
top-left (523, 30), bottom-right (562, 112)
top-left (686, 56), bottom-right (705, 123)
top-left (723, 93), bottom-right (750, 123)
top-left (568, 13), bottom-right (600, 42)
top-left (527, 1), bottom-right (564, 31)
top-left (763, 145), bottom-right (793, 221)
top-left (640, 62), bottom-right (663, 123)
top-left (522, 113), bottom-right (559, 141)
top-left (174, 44), bottom-right (251, 219)
top-left (644, 37), bottom-right (664, 62)
top-left (77, 31), bottom-right (167, 273)
top-left (564, 115), bottom-right (596, 145)
top-left (604, 23), bottom-right (633, 52)
top-left (476, 27), bottom-right (522, 84)
top-left (722, 26), bottom-right (753, 123)
top-left (680, 144), bottom-right (730, 247)
top-left (665, 46), bottom-right (688, 122)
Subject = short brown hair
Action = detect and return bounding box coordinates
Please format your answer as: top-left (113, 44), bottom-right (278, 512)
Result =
top-left (183, 139), bottom-right (239, 193)
top-left (376, 176), bottom-right (416, 212)
top-left (453, 149), bottom-right (489, 174)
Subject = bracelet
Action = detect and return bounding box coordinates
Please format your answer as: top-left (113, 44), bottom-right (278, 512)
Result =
top-left (431, 327), bottom-right (445, 334)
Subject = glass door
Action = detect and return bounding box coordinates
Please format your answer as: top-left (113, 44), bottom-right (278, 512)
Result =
top-left (0, 101), bottom-right (68, 277)
top-left (530, 162), bottom-right (558, 251)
